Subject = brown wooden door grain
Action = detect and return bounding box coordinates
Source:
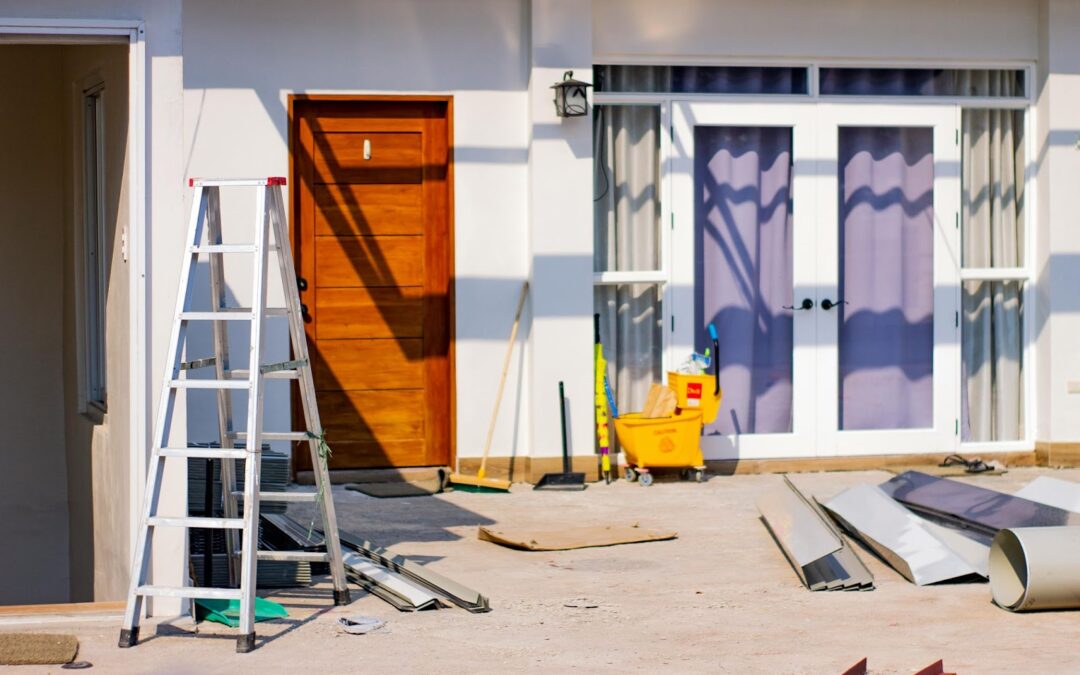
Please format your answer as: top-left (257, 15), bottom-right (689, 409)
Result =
top-left (291, 98), bottom-right (452, 470)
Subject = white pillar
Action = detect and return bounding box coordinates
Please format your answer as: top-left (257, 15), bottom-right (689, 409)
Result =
top-left (527, 0), bottom-right (594, 473)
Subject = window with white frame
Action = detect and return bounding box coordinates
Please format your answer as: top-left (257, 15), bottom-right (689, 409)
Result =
top-left (83, 87), bottom-right (107, 408)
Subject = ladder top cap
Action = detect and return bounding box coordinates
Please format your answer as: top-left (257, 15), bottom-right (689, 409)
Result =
top-left (188, 177), bottom-right (287, 187)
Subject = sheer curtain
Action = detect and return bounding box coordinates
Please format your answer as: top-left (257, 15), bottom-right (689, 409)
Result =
top-left (593, 105), bottom-right (662, 414)
top-left (961, 97), bottom-right (1025, 441)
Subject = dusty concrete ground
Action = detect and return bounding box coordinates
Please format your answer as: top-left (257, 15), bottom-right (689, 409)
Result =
top-left (5, 467), bottom-right (1080, 674)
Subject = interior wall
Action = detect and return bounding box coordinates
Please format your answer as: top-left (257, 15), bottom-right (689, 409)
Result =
top-left (0, 46), bottom-right (71, 604)
top-left (61, 43), bottom-right (132, 602)
top-left (593, 0), bottom-right (1039, 62)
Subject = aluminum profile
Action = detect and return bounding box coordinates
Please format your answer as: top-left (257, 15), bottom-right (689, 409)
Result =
top-left (879, 471), bottom-right (1080, 537)
top-left (342, 551), bottom-right (444, 611)
top-left (756, 476), bottom-right (873, 591)
top-left (1013, 476), bottom-right (1080, 514)
top-left (824, 484), bottom-right (985, 585)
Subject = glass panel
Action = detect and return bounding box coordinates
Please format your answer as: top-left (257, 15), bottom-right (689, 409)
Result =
top-left (962, 109), bottom-right (1025, 267)
top-left (695, 126), bottom-right (794, 435)
top-left (595, 284), bottom-right (663, 415)
top-left (593, 105), bottom-right (661, 272)
top-left (594, 65), bottom-right (808, 95)
top-left (820, 68), bottom-right (1025, 98)
top-left (962, 280), bottom-right (1024, 441)
top-left (838, 127), bottom-right (934, 430)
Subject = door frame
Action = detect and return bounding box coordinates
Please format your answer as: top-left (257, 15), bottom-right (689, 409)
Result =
top-left (672, 100), bottom-right (961, 460)
top-left (287, 94), bottom-right (456, 474)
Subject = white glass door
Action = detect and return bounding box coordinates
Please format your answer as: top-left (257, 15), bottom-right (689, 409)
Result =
top-left (671, 102), bottom-right (817, 460)
top-left (815, 105), bottom-right (960, 456)
top-left (673, 102), bottom-right (960, 460)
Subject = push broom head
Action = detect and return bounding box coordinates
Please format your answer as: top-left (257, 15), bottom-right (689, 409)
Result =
top-left (448, 471), bottom-right (512, 493)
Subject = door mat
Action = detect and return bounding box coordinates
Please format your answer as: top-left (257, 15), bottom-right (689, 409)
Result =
top-left (0, 633), bottom-right (78, 665)
top-left (478, 524), bottom-right (677, 551)
top-left (194, 597), bottom-right (288, 628)
top-left (346, 477), bottom-right (444, 498)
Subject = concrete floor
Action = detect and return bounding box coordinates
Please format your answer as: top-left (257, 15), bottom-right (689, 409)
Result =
top-left (5, 467), bottom-right (1080, 674)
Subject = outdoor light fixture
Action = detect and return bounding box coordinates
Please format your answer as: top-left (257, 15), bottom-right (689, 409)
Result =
top-left (551, 70), bottom-right (592, 117)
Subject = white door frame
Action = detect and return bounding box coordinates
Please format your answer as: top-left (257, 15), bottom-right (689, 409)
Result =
top-left (815, 103), bottom-right (960, 457)
top-left (672, 100), bottom-right (961, 460)
top-left (0, 17), bottom-right (148, 558)
top-left (671, 101), bottom-right (818, 460)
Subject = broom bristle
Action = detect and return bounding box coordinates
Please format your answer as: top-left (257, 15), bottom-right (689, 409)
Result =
top-left (448, 472), bottom-right (511, 493)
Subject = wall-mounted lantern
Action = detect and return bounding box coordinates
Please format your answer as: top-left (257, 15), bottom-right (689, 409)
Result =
top-left (551, 70), bottom-right (592, 118)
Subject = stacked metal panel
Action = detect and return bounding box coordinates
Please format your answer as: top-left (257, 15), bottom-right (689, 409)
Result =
top-left (756, 476), bottom-right (873, 591)
top-left (1014, 476), bottom-right (1080, 513)
top-left (187, 448), bottom-right (290, 515)
top-left (824, 483), bottom-right (986, 585)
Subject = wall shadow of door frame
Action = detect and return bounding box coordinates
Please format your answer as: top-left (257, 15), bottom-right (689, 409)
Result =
top-left (287, 93), bottom-right (455, 477)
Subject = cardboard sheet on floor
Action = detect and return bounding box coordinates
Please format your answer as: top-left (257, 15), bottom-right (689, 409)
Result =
top-left (478, 524), bottom-right (677, 551)
top-left (0, 634), bottom-right (77, 666)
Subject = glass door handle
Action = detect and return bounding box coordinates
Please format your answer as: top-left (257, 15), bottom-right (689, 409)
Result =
top-left (783, 298), bottom-right (815, 311)
top-left (820, 298), bottom-right (848, 311)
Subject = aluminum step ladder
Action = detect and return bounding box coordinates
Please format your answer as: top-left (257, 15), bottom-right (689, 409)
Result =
top-left (119, 177), bottom-right (350, 653)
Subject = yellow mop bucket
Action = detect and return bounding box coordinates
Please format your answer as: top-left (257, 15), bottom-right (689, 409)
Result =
top-left (613, 409), bottom-right (704, 471)
top-left (667, 371), bottom-right (722, 425)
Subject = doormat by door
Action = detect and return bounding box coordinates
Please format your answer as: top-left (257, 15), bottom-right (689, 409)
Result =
top-left (478, 524), bottom-right (677, 551)
top-left (0, 633), bottom-right (78, 665)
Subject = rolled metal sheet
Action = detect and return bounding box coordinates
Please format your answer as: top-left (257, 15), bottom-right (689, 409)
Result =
top-left (879, 471), bottom-right (1080, 536)
top-left (989, 527), bottom-right (1080, 611)
top-left (824, 484), bottom-right (984, 585)
top-left (1013, 476), bottom-right (1080, 514)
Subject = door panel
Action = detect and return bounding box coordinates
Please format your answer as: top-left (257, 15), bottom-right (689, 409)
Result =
top-left (673, 102), bottom-right (817, 460)
top-left (294, 98), bottom-right (452, 470)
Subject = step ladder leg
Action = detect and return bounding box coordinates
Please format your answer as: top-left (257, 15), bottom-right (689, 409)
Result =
top-left (121, 187), bottom-right (209, 648)
top-left (236, 185), bottom-right (272, 653)
top-left (269, 185), bottom-right (351, 605)
top-left (205, 186), bottom-right (242, 584)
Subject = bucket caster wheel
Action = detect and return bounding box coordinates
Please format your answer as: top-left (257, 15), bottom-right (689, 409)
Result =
top-left (624, 467), bottom-right (638, 482)
top-left (639, 472), bottom-right (654, 487)
top-left (693, 469), bottom-right (706, 483)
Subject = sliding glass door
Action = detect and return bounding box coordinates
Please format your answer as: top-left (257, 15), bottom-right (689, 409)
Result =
top-left (673, 101), bottom-right (960, 459)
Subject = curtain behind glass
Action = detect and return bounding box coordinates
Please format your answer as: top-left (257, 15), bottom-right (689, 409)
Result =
top-left (593, 105), bottom-right (663, 414)
top-left (961, 100), bottom-right (1025, 442)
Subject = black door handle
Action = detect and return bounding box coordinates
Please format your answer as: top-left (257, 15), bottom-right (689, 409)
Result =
top-left (821, 298), bottom-right (848, 311)
top-left (783, 298), bottom-right (815, 311)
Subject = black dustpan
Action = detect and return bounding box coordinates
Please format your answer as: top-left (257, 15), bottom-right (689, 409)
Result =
top-left (534, 382), bottom-right (587, 491)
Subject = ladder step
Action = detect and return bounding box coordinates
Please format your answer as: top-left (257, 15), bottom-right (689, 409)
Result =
top-left (191, 244), bottom-right (257, 254)
top-left (179, 308), bottom-right (288, 321)
top-left (256, 551), bottom-right (331, 563)
top-left (229, 369), bottom-right (300, 380)
top-left (169, 379), bottom-right (250, 390)
top-left (148, 516), bottom-right (244, 529)
top-left (137, 585), bottom-right (243, 600)
top-left (230, 431), bottom-right (310, 442)
top-left (231, 490), bottom-right (319, 503)
top-left (159, 447), bottom-right (248, 460)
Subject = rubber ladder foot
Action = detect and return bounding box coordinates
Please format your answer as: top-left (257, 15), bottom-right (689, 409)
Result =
top-left (236, 633), bottom-right (256, 653)
top-left (333, 588), bottom-right (352, 606)
top-left (118, 627), bottom-right (139, 648)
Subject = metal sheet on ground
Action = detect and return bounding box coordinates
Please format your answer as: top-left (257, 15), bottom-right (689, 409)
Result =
top-left (824, 484), bottom-right (983, 585)
top-left (756, 483), bottom-right (842, 567)
top-left (342, 551), bottom-right (443, 611)
top-left (878, 471), bottom-right (1080, 536)
top-left (1013, 476), bottom-right (1080, 514)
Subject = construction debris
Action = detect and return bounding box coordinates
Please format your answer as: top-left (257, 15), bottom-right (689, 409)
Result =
top-left (477, 524), bottom-right (677, 551)
top-left (824, 484), bottom-right (986, 585)
top-left (342, 552), bottom-right (444, 611)
top-left (989, 526), bottom-right (1080, 612)
top-left (756, 476), bottom-right (873, 591)
top-left (338, 615), bottom-right (387, 635)
top-left (879, 471), bottom-right (1080, 537)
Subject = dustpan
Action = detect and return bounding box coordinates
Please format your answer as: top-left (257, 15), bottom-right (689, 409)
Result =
top-left (534, 382), bottom-right (586, 491)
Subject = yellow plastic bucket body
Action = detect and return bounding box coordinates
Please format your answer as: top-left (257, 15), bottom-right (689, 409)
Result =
top-left (613, 410), bottom-right (704, 469)
top-left (667, 371), bottom-right (722, 425)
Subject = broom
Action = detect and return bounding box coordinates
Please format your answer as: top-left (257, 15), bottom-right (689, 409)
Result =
top-left (449, 282), bottom-right (528, 493)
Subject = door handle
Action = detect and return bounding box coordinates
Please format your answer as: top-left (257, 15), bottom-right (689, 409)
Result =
top-left (820, 298), bottom-right (848, 311)
top-left (783, 298), bottom-right (815, 311)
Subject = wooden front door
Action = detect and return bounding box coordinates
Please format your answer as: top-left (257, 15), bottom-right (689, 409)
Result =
top-left (291, 97), bottom-right (452, 470)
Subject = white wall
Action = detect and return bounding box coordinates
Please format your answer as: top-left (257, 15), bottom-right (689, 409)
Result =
top-left (181, 0), bottom-right (533, 464)
top-left (0, 46), bottom-right (71, 605)
top-left (594, 0), bottom-right (1039, 62)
